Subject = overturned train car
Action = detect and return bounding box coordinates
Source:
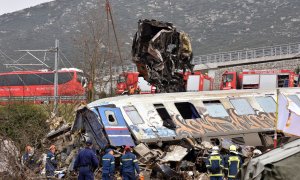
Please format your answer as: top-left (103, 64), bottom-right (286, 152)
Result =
top-left (72, 88), bottom-right (300, 178)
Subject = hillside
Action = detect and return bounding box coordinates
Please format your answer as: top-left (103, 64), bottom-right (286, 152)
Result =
top-left (0, 0), bottom-right (299, 71)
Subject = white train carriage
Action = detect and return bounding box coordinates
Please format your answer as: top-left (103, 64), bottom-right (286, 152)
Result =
top-left (73, 88), bottom-right (300, 149)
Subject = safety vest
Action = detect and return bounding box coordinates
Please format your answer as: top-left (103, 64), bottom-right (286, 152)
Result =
top-left (206, 154), bottom-right (224, 177)
top-left (225, 155), bottom-right (241, 178)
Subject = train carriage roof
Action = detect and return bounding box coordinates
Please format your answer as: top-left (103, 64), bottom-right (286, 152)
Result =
top-left (89, 88), bottom-right (300, 107)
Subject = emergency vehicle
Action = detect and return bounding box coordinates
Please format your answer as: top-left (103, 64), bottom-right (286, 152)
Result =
top-left (116, 71), bottom-right (214, 95)
top-left (220, 69), bottom-right (300, 90)
top-left (116, 72), bottom-right (156, 95)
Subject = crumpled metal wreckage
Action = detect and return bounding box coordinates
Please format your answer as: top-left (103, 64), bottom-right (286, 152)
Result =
top-left (132, 19), bottom-right (194, 92)
top-left (41, 118), bottom-right (259, 179)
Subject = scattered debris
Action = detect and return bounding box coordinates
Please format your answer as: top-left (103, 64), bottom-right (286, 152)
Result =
top-left (132, 19), bottom-right (194, 92)
top-left (160, 145), bottom-right (189, 162)
top-left (243, 138), bottom-right (300, 180)
top-left (0, 137), bottom-right (22, 179)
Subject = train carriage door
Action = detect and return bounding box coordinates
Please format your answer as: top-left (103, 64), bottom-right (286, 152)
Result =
top-left (97, 107), bottom-right (135, 146)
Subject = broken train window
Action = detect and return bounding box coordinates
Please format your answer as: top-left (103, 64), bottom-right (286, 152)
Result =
top-left (154, 104), bottom-right (176, 129)
top-left (174, 102), bottom-right (201, 119)
top-left (203, 100), bottom-right (229, 118)
top-left (210, 138), bottom-right (221, 146)
top-left (255, 96), bottom-right (276, 113)
top-left (105, 111), bottom-right (118, 126)
top-left (123, 106), bottom-right (144, 125)
top-left (230, 98), bottom-right (255, 115)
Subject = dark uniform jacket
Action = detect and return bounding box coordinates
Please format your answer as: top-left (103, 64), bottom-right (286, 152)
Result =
top-left (120, 152), bottom-right (140, 174)
top-left (102, 153), bottom-right (115, 174)
top-left (22, 152), bottom-right (36, 170)
top-left (46, 151), bottom-right (57, 176)
top-left (74, 148), bottom-right (99, 172)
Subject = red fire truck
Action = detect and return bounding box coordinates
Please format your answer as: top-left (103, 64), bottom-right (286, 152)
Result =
top-left (220, 69), bottom-right (299, 90)
top-left (116, 72), bottom-right (156, 95)
top-left (185, 71), bottom-right (214, 92)
top-left (116, 71), bottom-right (214, 95)
top-left (0, 68), bottom-right (87, 103)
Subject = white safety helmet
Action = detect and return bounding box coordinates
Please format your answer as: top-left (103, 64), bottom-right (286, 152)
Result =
top-left (211, 146), bottom-right (219, 155)
top-left (253, 149), bottom-right (262, 156)
top-left (212, 146), bottom-right (219, 151)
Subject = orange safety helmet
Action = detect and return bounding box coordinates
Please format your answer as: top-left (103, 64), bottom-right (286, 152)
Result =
top-left (25, 145), bottom-right (32, 152)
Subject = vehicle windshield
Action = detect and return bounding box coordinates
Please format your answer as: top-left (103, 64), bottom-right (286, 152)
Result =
top-left (223, 74), bottom-right (233, 83)
top-left (118, 75), bottom-right (126, 83)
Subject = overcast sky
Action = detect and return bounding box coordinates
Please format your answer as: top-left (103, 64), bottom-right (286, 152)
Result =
top-left (0, 0), bottom-right (54, 15)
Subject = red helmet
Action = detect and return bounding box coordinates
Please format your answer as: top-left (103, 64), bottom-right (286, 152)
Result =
top-left (124, 145), bottom-right (131, 152)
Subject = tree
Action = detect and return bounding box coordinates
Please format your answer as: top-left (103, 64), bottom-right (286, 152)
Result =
top-left (75, 7), bottom-right (106, 102)
top-left (74, 3), bottom-right (123, 102)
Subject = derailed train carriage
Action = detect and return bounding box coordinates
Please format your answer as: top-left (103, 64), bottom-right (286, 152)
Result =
top-left (72, 88), bottom-right (300, 178)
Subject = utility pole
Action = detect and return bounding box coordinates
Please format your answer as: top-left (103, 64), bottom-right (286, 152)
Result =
top-left (8, 40), bottom-right (60, 116)
top-left (54, 39), bottom-right (59, 116)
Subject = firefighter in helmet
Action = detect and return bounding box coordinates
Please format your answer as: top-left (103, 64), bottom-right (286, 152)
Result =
top-left (224, 145), bottom-right (243, 180)
top-left (205, 146), bottom-right (224, 180)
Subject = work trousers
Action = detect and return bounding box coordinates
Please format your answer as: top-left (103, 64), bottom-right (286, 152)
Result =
top-left (210, 176), bottom-right (223, 180)
top-left (122, 172), bottom-right (136, 180)
top-left (102, 173), bottom-right (114, 180)
top-left (78, 166), bottom-right (94, 180)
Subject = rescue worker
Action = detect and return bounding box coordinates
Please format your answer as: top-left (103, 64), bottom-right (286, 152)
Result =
top-left (205, 146), bottom-right (224, 180)
top-left (120, 146), bottom-right (141, 180)
top-left (102, 148), bottom-right (115, 180)
top-left (135, 86), bottom-right (141, 94)
top-left (46, 145), bottom-right (58, 178)
top-left (129, 86), bottom-right (135, 95)
top-left (22, 145), bottom-right (36, 170)
top-left (224, 145), bottom-right (243, 180)
top-left (252, 149), bottom-right (262, 157)
top-left (74, 139), bottom-right (99, 180)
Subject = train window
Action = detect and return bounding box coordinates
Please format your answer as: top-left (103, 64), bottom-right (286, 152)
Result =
top-left (39, 72), bottom-right (73, 85)
top-left (0, 75), bottom-right (6, 86)
top-left (39, 73), bottom-right (54, 85)
top-left (255, 96), bottom-right (276, 113)
top-left (0, 72), bottom-right (73, 86)
top-left (203, 100), bottom-right (229, 117)
top-left (105, 111), bottom-right (118, 126)
top-left (210, 138), bottom-right (220, 146)
top-left (58, 72), bottom-right (73, 84)
top-left (174, 102), bottom-right (201, 119)
top-left (117, 75), bottom-right (126, 83)
top-left (0, 74), bottom-right (24, 86)
top-left (123, 106), bottom-right (144, 125)
top-left (23, 74), bottom-right (43, 85)
top-left (230, 98), bottom-right (255, 115)
top-left (288, 95), bottom-right (300, 107)
top-left (154, 104), bottom-right (176, 129)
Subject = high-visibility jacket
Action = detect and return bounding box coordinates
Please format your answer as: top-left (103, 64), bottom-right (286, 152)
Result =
top-left (205, 154), bottom-right (224, 177)
top-left (224, 154), bottom-right (242, 178)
